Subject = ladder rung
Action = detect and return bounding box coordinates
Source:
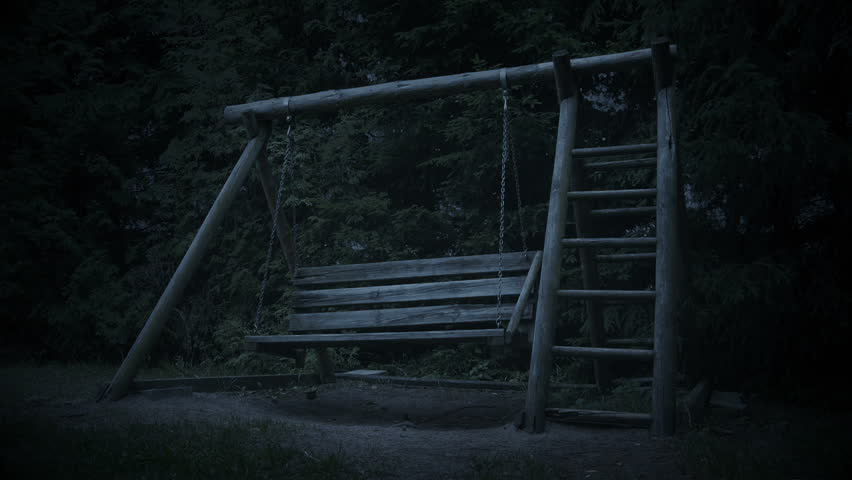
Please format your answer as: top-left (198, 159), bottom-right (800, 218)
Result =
top-left (551, 345), bottom-right (655, 361)
top-left (606, 338), bottom-right (654, 347)
top-left (589, 206), bottom-right (656, 217)
top-left (562, 237), bottom-right (656, 248)
top-left (566, 188), bottom-right (656, 200)
top-left (585, 158), bottom-right (657, 171)
top-left (557, 289), bottom-right (656, 301)
top-left (572, 143), bottom-right (657, 158)
top-left (595, 253), bottom-right (657, 262)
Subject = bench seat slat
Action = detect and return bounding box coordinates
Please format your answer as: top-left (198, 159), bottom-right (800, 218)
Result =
top-left (290, 303), bottom-right (533, 332)
top-left (293, 251), bottom-right (539, 286)
top-left (294, 276), bottom-right (526, 309)
top-left (246, 329), bottom-right (506, 349)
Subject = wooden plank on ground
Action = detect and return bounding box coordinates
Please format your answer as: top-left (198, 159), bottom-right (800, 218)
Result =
top-left (293, 276), bottom-right (525, 308)
top-left (290, 303), bottom-right (532, 331)
top-left (293, 251), bottom-right (538, 286)
top-left (546, 408), bottom-right (651, 427)
top-left (130, 374), bottom-right (320, 393)
top-left (334, 374), bottom-right (597, 392)
top-left (341, 369), bottom-right (387, 376)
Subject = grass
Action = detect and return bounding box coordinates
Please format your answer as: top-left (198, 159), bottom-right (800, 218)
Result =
top-left (468, 453), bottom-right (560, 480)
top-left (0, 417), bottom-right (370, 480)
top-left (4, 362), bottom-right (851, 479)
top-left (546, 383), bottom-right (652, 413)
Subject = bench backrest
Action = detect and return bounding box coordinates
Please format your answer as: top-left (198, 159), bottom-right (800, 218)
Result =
top-left (289, 251), bottom-right (540, 332)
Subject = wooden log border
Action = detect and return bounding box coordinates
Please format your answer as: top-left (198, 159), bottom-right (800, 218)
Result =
top-left (128, 374), bottom-right (320, 393)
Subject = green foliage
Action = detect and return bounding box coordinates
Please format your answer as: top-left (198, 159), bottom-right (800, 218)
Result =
top-left (2, 0), bottom-right (850, 403)
top-left (375, 345), bottom-right (527, 383)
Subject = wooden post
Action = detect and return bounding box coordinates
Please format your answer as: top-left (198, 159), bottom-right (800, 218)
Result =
top-left (104, 126), bottom-right (272, 401)
top-left (524, 51), bottom-right (577, 433)
top-left (568, 137), bottom-right (611, 392)
top-left (651, 38), bottom-right (679, 436)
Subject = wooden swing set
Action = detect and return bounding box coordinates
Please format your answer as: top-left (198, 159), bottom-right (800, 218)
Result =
top-left (101, 39), bottom-right (685, 436)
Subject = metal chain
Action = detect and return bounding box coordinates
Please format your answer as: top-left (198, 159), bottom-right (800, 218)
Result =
top-left (496, 88), bottom-right (509, 328)
top-left (254, 118), bottom-right (294, 333)
top-left (507, 112), bottom-right (528, 256)
top-left (288, 123), bottom-right (299, 272)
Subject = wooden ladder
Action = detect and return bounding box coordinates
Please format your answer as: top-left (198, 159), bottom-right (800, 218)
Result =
top-left (524, 39), bottom-right (683, 436)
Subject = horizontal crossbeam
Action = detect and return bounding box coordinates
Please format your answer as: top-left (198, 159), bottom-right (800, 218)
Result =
top-left (224, 47), bottom-right (678, 122)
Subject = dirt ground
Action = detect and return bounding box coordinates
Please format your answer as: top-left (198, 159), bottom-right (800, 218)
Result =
top-left (16, 378), bottom-right (688, 480)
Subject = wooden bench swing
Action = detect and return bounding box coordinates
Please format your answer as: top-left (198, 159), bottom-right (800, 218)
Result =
top-left (244, 252), bottom-right (544, 383)
top-left (244, 75), bottom-right (543, 366)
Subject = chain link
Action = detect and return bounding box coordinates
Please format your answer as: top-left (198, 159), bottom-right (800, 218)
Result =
top-left (287, 123), bottom-right (298, 271)
top-left (496, 90), bottom-right (509, 328)
top-left (507, 113), bottom-right (528, 256)
top-left (254, 118), bottom-right (295, 333)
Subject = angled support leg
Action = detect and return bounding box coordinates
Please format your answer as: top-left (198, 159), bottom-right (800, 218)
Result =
top-left (103, 125), bottom-right (272, 401)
